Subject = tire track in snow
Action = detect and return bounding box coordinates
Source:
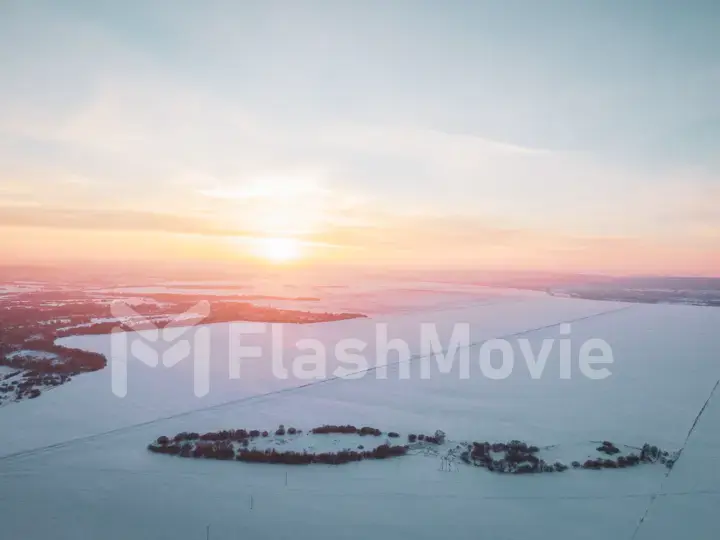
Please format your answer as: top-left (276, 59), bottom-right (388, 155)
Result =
top-left (0, 303), bottom-right (634, 464)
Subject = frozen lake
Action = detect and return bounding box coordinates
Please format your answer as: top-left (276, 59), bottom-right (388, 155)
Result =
top-left (1, 289), bottom-right (719, 539)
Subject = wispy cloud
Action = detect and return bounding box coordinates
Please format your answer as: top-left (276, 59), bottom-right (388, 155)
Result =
top-left (0, 206), bottom-right (252, 237)
top-left (1, 2), bottom-right (718, 274)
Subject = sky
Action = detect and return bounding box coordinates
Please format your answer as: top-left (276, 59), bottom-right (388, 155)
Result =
top-left (0, 0), bottom-right (718, 275)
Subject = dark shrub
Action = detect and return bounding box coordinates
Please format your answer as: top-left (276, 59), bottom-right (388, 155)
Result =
top-left (193, 443), bottom-right (212, 458)
top-left (156, 436), bottom-right (169, 445)
top-left (275, 427), bottom-right (286, 436)
top-left (572, 461), bottom-right (581, 468)
top-left (166, 444), bottom-right (181, 455)
top-left (249, 430), bottom-right (260, 438)
top-left (288, 427), bottom-right (297, 435)
top-left (312, 425), bottom-right (358, 435)
top-left (408, 434), bottom-right (417, 443)
top-left (372, 444), bottom-right (407, 459)
top-left (262, 431), bottom-right (269, 437)
top-left (388, 432), bottom-right (400, 438)
top-left (640, 444), bottom-right (650, 461)
top-left (471, 443), bottom-right (489, 459)
top-left (598, 442), bottom-right (620, 455)
top-left (417, 434), bottom-right (425, 441)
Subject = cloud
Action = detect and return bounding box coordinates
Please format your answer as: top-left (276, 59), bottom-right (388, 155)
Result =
top-left (0, 3), bottom-right (717, 275)
top-left (198, 170), bottom-right (330, 200)
top-left (0, 206), bottom-right (252, 237)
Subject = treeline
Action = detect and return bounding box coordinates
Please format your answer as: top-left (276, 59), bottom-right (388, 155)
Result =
top-left (1, 344), bottom-right (105, 373)
top-left (464, 440), bottom-right (556, 474)
top-left (53, 301), bottom-right (366, 338)
top-left (147, 425), bottom-right (411, 465)
top-left (200, 301), bottom-right (366, 325)
top-left (460, 439), bottom-right (674, 474)
top-left (577, 443), bottom-right (674, 470)
top-left (147, 440), bottom-right (408, 465)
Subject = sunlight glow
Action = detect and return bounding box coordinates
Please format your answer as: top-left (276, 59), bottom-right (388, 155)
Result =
top-left (252, 237), bottom-right (302, 263)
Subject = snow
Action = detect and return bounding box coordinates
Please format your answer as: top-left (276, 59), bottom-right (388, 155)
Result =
top-left (0, 285), bottom-right (39, 294)
top-left (94, 282), bottom-right (536, 314)
top-left (89, 296), bottom-right (169, 307)
top-left (6, 350), bottom-right (60, 361)
top-left (0, 365), bottom-right (18, 376)
top-left (0, 290), bottom-right (719, 539)
top-left (633, 379), bottom-right (720, 540)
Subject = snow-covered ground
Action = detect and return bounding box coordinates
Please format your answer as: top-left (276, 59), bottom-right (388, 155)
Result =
top-left (0, 284), bottom-right (40, 294)
top-left (0, 289), bottom-right (718, 539)
top-left (0, 366), bottom-right (18, 376)
top-left (6, 350), bottom-right (60, 362)
top-left (96, 281), bottom-right (535, 314)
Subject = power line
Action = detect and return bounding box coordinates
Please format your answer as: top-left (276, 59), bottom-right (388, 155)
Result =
top-left (629, 378), bottom-right (720, 539)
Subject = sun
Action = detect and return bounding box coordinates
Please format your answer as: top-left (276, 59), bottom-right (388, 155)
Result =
top-left (253, 237), bottom-right (302, 263)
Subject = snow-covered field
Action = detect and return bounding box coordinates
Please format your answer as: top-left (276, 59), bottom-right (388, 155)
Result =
top-left (97, 281), bottom-right (534, 314)
top-left (0, 366), bottom-right (18, 376)
top-left (0, 289), bottom-right (718, 539)
top-left (0, 284), bottom-right (40, 294)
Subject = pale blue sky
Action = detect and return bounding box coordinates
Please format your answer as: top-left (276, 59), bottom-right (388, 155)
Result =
top-left (0, 0), bottom-right (718, 272)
